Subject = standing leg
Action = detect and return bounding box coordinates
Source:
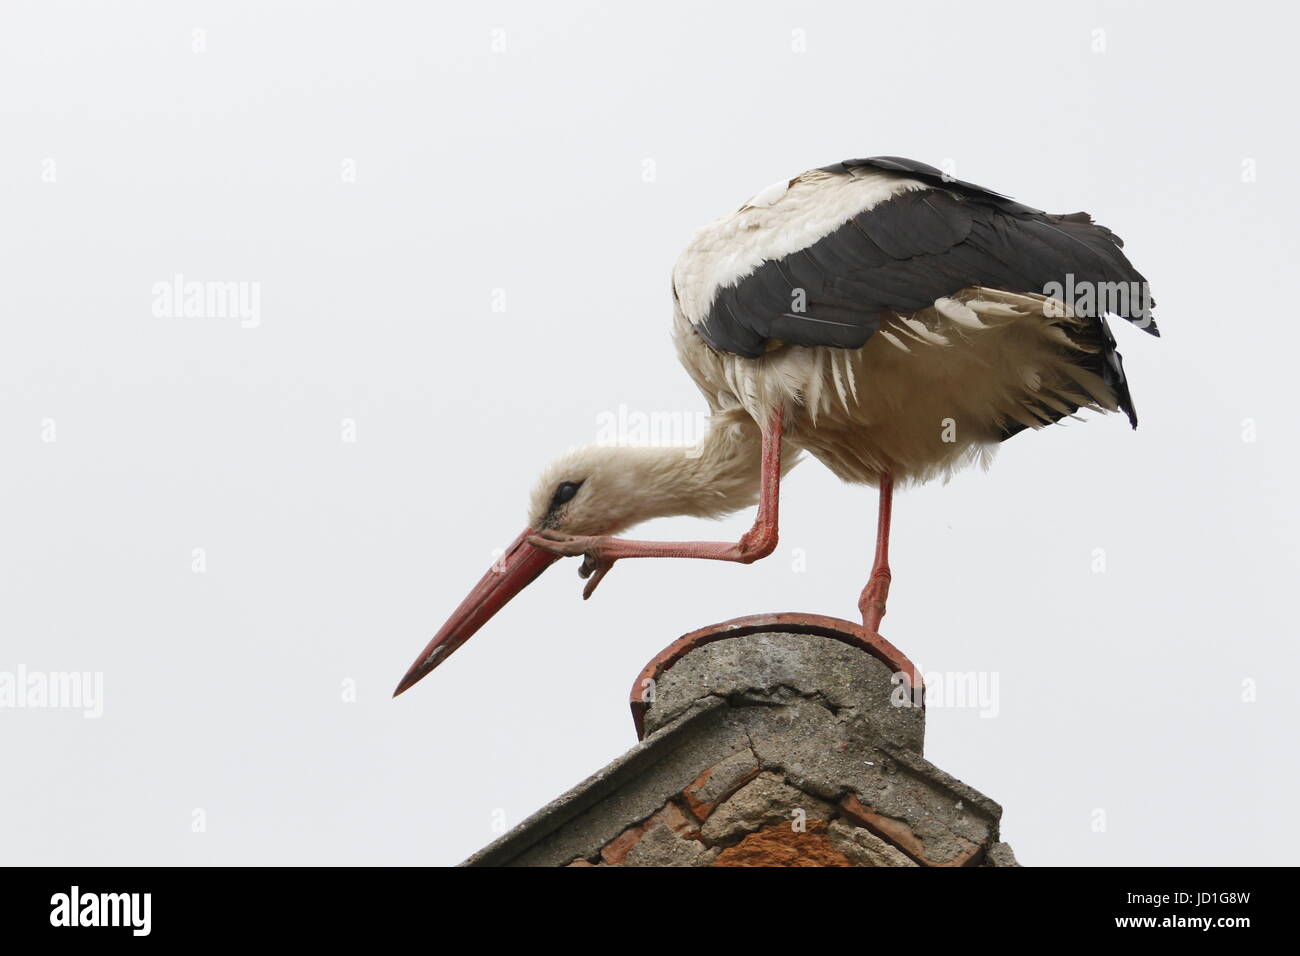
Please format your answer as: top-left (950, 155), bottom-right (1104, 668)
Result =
top-left (858, 473), bottom-right (894, 633)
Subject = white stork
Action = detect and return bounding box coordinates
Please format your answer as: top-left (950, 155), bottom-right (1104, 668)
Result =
top-left (394, 156), bottom-right (1157, 696)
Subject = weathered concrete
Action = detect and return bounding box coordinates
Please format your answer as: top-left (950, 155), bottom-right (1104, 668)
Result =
top-left (623, 822), bottom-right (711, 867)
top-left (629, 613), bottom-right (921, 739)
top-left (682, 749), bottom-right (760, 819)
top-left (985, 841), bottom-right (1021, 868)
top-left (827, 819), bottom-right (918, 867)
top-left (644, 630), bottom-right (925, 752)
top-left (699, 772), bottom-right (835, 845)
top-left (462, 617), bottom-right (1017, 867)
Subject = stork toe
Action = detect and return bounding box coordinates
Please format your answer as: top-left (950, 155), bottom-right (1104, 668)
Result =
top-left (526, 530), bottom-right (592, 556)
top-left (578, 554), bottom-right (616, 600)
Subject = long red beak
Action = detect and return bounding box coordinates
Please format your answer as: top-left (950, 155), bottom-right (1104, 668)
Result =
top-left (393, 528), bottom-right (560, 697)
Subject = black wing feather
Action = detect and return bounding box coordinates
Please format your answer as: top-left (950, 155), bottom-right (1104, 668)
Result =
top-left (696, 156), bottom-right (1157, 434)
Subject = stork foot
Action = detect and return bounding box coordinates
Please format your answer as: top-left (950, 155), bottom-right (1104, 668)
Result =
top-left (528, 529), bottom-right (598, 556)
top-left (527, 530), bottom-right (617, 599)
top-left (858, 567), bottom-right (891, 635)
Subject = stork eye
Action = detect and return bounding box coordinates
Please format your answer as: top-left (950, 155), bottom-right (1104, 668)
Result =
top-left (551, 481), bottom-right (582, 509)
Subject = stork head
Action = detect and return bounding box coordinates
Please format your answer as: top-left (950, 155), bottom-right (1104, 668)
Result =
top-left (393, 445), bottom-right (672, 697)
top-left (525, 444), bottom-right (673, 537)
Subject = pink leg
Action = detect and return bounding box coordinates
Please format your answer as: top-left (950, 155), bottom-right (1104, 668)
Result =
top-left (858, 473), bottom-right (894, 634)
top-left (529, 407), bottom-right (784, 597)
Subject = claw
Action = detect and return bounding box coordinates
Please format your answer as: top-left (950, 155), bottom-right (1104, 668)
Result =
top-left (526, 533), bottom-right (615, 598)
top-left (579, 554), bottom-right (616, 600)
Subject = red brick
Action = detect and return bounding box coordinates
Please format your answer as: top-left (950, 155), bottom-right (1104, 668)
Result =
top-left (712, 820), bottom-right (851, 867)
top-left (600, 802), bottom-right (699, 865)
top-left (839, 794), bottom-right (982, 867)
top-left (600, 819), bottom-right (652, 865)
top-left (682, 767), bottom-right (715, 819)
top-left (681, 752), bottom-right (761, 820)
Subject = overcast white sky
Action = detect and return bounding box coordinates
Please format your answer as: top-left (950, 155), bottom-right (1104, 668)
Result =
top-left (2, 1), bottom-right (1296, 866)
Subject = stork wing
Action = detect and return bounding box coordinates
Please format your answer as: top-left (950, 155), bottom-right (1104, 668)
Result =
top-left (695, 156), bottom-right (1158, 360)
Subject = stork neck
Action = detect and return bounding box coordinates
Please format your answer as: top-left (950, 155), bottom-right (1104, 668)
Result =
top-left (623, 416), bottom-right (768, 524)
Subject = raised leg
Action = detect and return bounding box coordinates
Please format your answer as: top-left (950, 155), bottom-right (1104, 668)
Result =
top-left (858, 473), bottom-right (894, 634)
top-left (529, 407), bottom-right (784, 598)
